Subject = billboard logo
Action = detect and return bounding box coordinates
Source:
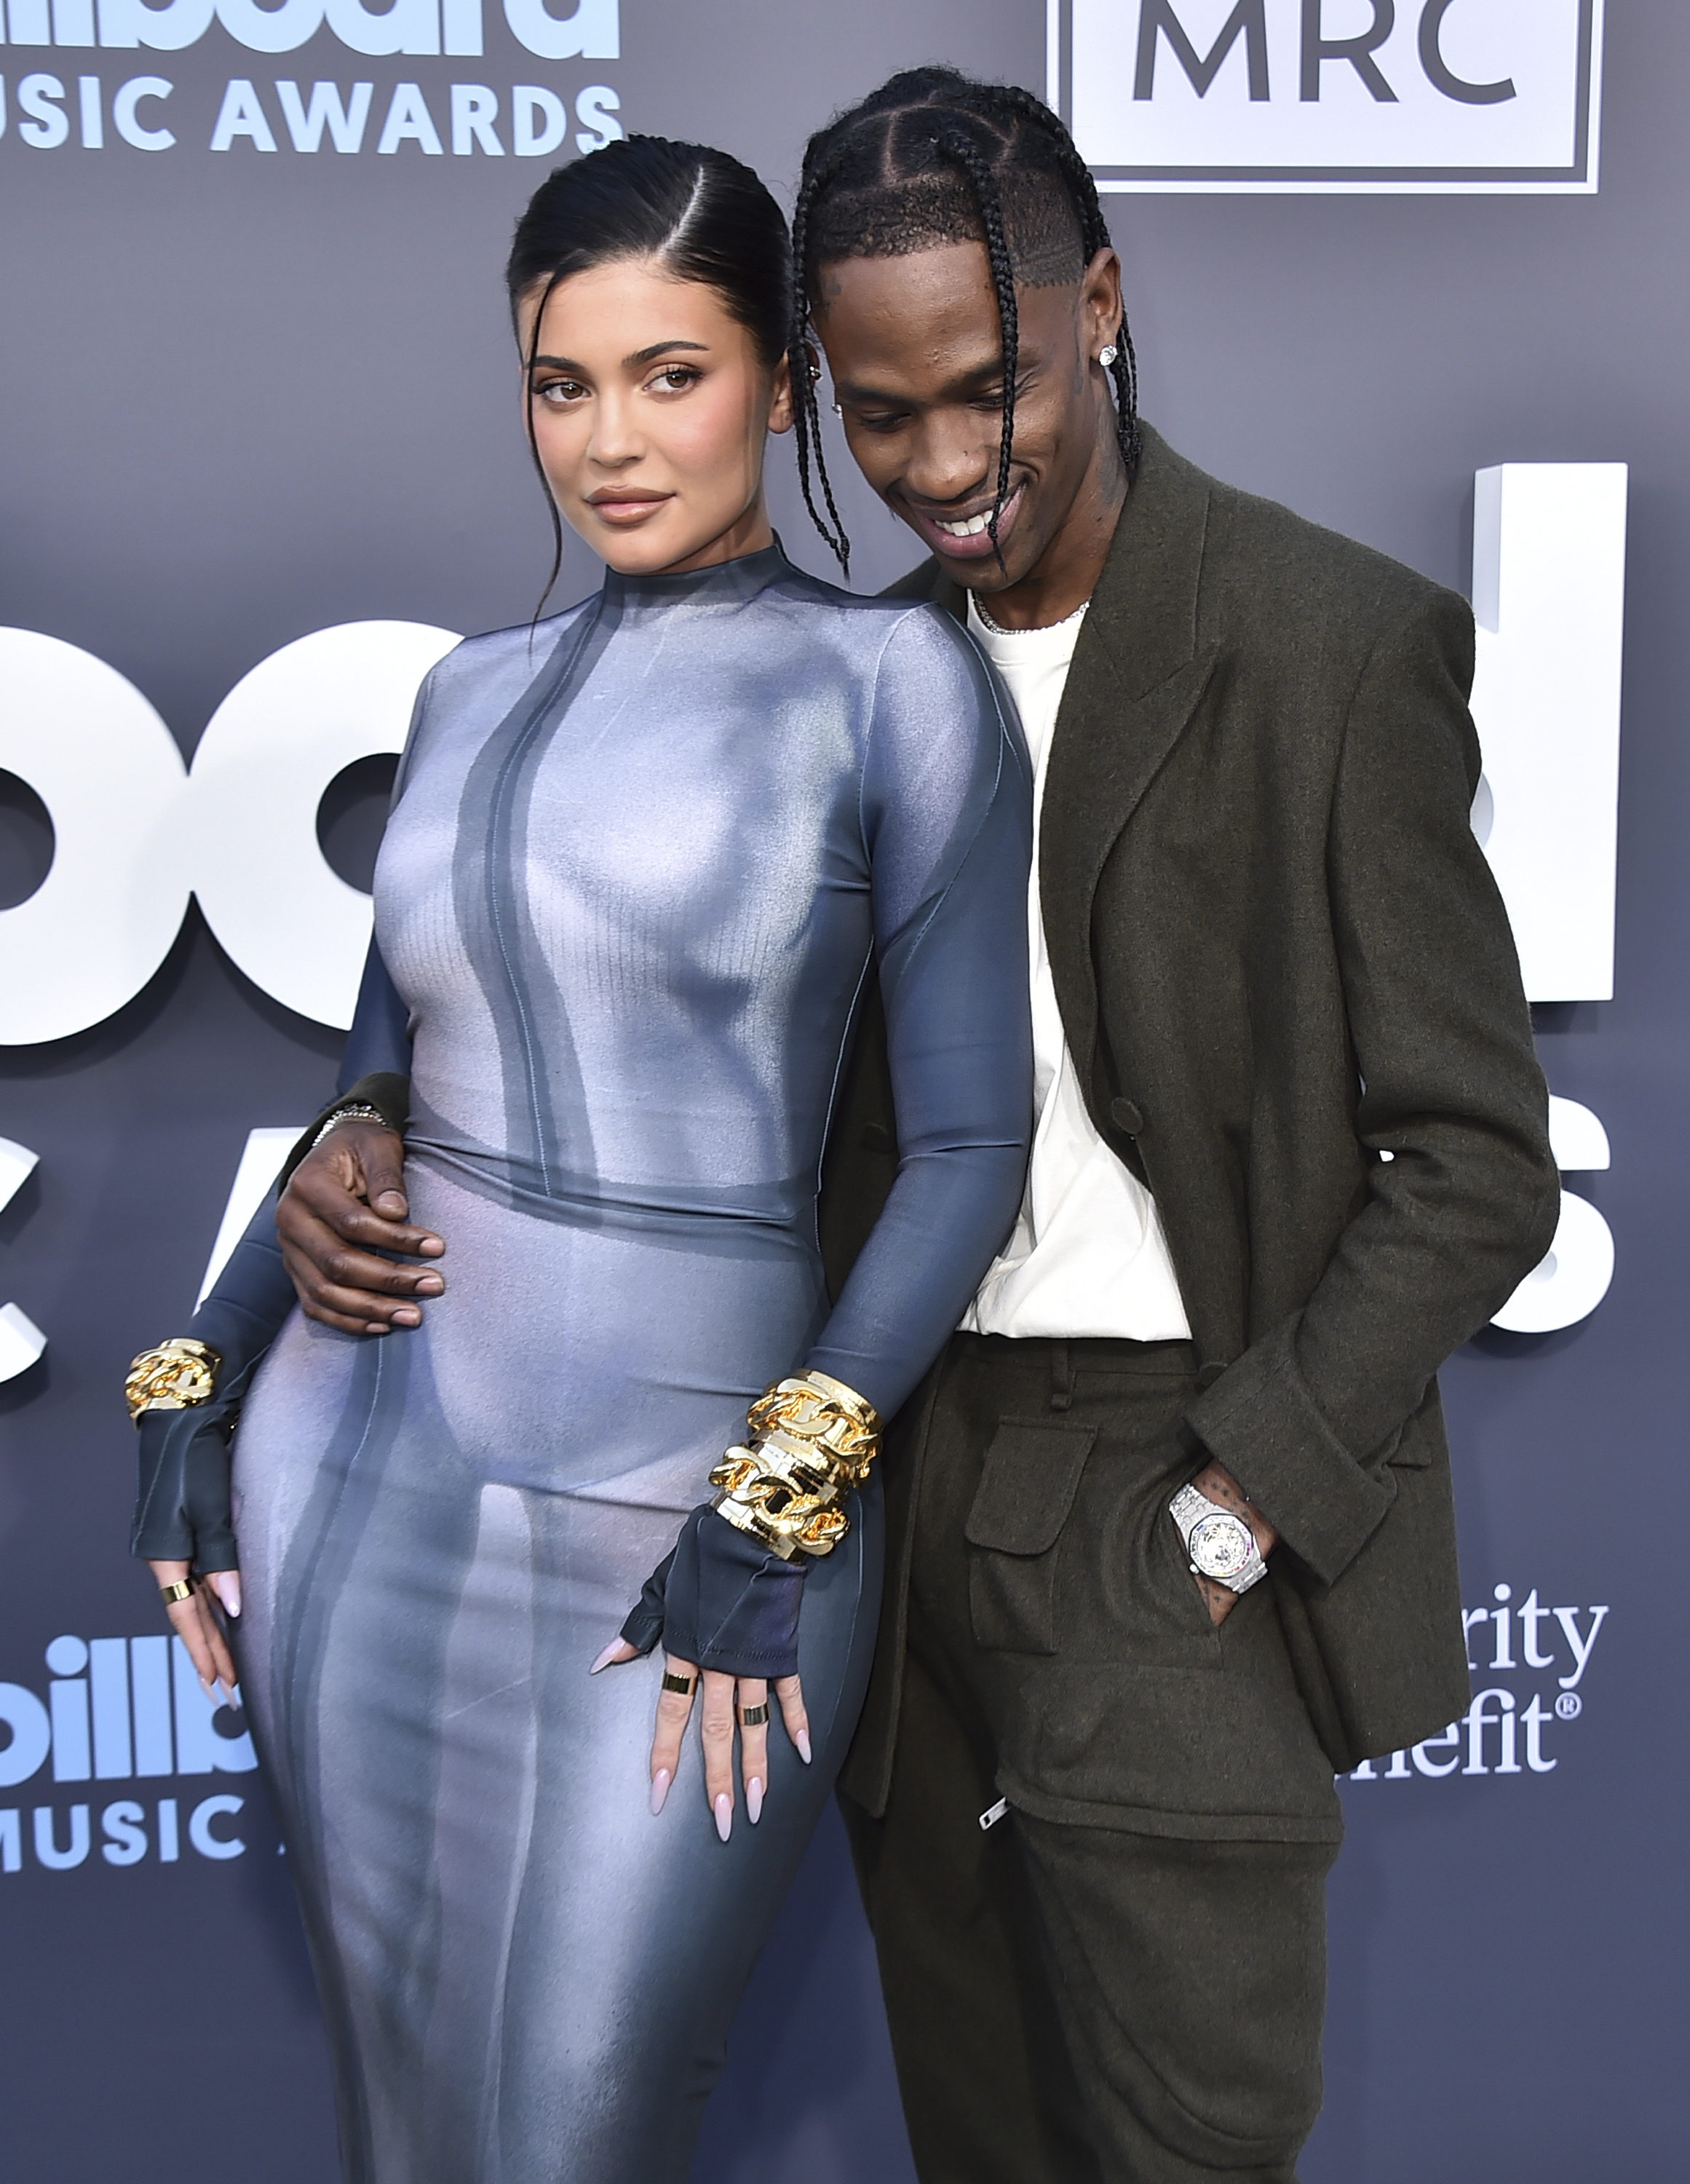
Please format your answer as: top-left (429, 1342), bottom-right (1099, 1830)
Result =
top-left (1053, 0), bottom-right (1604, 194)
top-left (0, 1631), bottom-right (257, 1874)
top-left (0, 0), bottom-right (616, 59)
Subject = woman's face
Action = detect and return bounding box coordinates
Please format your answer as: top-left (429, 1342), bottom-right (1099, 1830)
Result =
top-left (519, 258), bottom-right (792, 577)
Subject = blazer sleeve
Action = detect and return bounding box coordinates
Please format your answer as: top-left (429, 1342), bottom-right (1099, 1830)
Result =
top-left (1186, 592), bottom-right (1559, 1586)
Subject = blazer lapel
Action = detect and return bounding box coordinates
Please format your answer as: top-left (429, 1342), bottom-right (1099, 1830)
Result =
top-left (1040, 427), bottom-right (1218, 1072)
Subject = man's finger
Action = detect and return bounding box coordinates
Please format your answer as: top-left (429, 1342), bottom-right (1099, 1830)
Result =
top-left (699, 1669), bottom-right (737, 1838)
top-left (280, 1194), bottom-right (442, 1259)
top-left (278, 1213), bottom-right (445, 1294)
top-left (773, 1673), bottom-right (812, 1765)
top-left (283, 1130), bottom-right (444, 1262)
top-left (286, 1275), bottom-right (421, 1335)
top-left (737, 1678), bottom-right (770, 1823)
top-left (648, 1655), bottom-right (698, 1815)
top-left (358, 1150), bottom-right (421, 1230)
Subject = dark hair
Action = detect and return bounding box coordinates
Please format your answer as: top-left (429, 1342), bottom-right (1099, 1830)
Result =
top-left (507, 136), bottom-right (791, 609)
top-left (790, 67), bottom-right (1138, 574)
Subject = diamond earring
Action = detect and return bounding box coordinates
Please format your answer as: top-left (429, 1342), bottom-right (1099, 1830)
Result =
top-left (832, 402), bottom-right (843, 416)
top-left (1098, 344), bottom-right (1119, 368)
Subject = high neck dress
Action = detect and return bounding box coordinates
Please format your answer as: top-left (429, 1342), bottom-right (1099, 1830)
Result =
top-left (226, 543), bottom-right (1032, 2183)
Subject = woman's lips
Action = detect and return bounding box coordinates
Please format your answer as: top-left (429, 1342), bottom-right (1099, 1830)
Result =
top-left (586, 494), bottom-right (673, 526)
top-left (907, 483), bottom-right (1025, 561)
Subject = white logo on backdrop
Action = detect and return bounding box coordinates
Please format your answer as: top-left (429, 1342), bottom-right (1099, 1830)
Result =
top-left (0, 1631), bottom-right (257, 1875)
top-left (0, 0), bottom-right (615, 59)
top-left (1347, 1582), bottom-right (1607, 1781)
top-left (0, 0), bottom-right (622, 157)
top-left (1052, 0), bottom-right (1604, 193)
top-left (0, 1137), bottom-right (47, 1381)
top-left (0, 463), bottom-right (1627, 1334)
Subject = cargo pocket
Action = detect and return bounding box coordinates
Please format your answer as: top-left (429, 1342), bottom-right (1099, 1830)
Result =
top-left (964, 1420), bottom-right (1097, 1655)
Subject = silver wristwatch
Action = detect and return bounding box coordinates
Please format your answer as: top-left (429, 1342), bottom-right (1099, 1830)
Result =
top-left (1169, 1481), bottom-right (1267, 1596)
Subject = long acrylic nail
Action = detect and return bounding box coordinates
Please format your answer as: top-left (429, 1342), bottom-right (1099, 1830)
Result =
top-left (795, 1729), bottom-right (812, 1765)
top-left (714, 1793), bottom-right (733, 1843)
top-left (746, 1777), bottom-right (764, 1826)
top-left (214, 1572), bottom-right (242, 1620)
top-left (649, 1769), bottom-right (672, 1816)
top-left (588, 1641), bottom-right (622, 1675)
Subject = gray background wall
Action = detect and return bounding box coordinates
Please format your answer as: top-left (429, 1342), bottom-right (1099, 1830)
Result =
top-left (0, 3), bottom-right (1681, 2177)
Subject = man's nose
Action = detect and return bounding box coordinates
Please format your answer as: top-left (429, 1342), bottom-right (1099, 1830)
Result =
top-left (904, 414), bottom-right (992, 506)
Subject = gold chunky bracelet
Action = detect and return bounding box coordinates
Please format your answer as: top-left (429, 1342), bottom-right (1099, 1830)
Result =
top-left (125, 1339), bottom-right (221, 1424)
top-left (709, 1370), bottom-right (883, 1561)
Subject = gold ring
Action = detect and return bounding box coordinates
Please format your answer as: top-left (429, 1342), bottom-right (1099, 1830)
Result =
top-left (660, 1670), bottom-right (696, 1696)
top-left (738, 1702), bottom-right (770, 1727)
top-left (159, 1579), bottom-right (195, 1605)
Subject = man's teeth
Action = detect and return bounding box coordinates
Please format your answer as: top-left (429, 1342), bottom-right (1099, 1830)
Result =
top-left (936, 511), bottom-right (993, 537)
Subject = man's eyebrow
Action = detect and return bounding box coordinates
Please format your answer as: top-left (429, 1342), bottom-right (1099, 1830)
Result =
top-left (836, 355), bottom-right (1009, 404)
top-left (529, 340), bottom-right (711, 373)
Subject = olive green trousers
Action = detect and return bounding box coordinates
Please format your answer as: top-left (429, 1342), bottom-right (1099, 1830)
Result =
top-left (840, 1333), bottom-right (1344, 2184)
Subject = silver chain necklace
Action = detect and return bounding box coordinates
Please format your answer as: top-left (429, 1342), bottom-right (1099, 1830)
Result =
top-left (971, 593), bottom-right (1090, 638)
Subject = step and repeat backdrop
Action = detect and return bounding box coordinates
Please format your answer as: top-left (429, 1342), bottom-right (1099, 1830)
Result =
top-left (1, 3), bottom-right (1682, 2178)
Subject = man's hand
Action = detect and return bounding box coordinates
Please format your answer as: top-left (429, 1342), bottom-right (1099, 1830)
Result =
top-left (277, 1120), bottom-right (445, 1336)
top-left (1186, 1459), bottom-right (1277, 1627)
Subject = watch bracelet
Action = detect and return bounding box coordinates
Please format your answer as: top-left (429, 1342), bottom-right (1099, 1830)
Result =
top-left (310, 1101), bottom-right (386, 1151)
top-left (1170, 1481), bottom-right (1267, 1594)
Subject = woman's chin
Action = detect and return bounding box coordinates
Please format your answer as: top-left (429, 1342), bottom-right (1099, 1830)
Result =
top-left (572, 503), bottom-right (766, 579)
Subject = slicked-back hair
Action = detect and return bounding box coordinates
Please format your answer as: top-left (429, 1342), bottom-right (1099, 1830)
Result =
top-left (507, 136), bottom-right (791, 613)
top-left (790, 67), bottom-right (1138, 576)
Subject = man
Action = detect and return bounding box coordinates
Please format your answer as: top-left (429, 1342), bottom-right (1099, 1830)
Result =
top-left (269, 68), bottom-right (1556, 2184)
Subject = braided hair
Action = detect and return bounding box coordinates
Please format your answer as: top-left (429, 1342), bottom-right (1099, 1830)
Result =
top-left (790, 67), bottom-right (1138, 576)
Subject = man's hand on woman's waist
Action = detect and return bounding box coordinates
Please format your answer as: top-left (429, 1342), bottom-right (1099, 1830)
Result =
top-left (277, 1118), bottom-right (448, 1336)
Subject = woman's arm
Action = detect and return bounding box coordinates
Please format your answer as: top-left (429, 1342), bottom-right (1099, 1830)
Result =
top-left (803, 606), bottom-right (1034, 1417)
top-left (131, 936), bottom-right (424, 1688)
top-left (624, 610), bottom-right (1031, 1687)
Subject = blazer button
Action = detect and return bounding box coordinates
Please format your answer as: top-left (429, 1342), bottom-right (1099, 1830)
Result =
top-left (1109, 1096), bottom-right (1146, 1137)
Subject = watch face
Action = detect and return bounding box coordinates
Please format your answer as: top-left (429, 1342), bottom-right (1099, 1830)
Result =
top-left (1189, 1511), bottom-right (1254, 1581)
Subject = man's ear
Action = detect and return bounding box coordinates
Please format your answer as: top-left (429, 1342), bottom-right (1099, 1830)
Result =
top-left (1079, 246), bottom-right (1124, 359)
top-left (768, 352), bottom-right (798, 438)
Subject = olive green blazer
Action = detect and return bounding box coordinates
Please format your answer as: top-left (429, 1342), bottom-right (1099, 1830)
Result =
top-left (827, 422), bottom-right (1558, 1793)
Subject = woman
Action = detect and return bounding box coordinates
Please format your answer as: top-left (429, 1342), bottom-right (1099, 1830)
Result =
top-left (128, 138), bottom-right (1031, 2182)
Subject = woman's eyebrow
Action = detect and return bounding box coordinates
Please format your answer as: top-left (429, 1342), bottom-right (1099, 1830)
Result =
top-left (624, 339), bottom-right (710, 366)
top-left (529, 341), bottom-right (710, 373)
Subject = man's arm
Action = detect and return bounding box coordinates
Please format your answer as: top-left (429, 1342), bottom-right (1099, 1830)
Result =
top-left (1187, 592), bottom-right (1559, 1587)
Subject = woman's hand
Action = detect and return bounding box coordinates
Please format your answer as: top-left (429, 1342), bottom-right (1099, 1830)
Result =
top-left (277, 1120), bottom-right (445, 1336)
top-left (148, 1560), bottom-right (241, 1705)
top-left (592, 1639), bottom-right (812, 1840)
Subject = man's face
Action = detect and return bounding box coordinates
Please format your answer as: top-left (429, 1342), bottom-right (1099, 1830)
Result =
top-left (812, 240), bottom-right (1122, 598)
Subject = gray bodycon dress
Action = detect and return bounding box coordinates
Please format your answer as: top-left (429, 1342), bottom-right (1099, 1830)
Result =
top-left (227, 544), bottom-right (1032, 2183)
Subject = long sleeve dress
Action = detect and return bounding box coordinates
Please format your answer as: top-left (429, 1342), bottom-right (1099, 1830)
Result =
top-left (225, 541), bottom-right (1032, 2184)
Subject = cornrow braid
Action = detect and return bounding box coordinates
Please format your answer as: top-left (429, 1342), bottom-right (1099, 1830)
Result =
top-left (927, 125), bottom-right (1020, 565)
top-left (786, 143), bottom-right (854, 574)
top-left (790, 68), bottom-right (1140, 572)
top-left (977, 78), bottom-right (1141, 473)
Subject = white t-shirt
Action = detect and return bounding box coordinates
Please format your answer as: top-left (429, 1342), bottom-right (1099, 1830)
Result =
top-left (960, 593), bottom-right (1192, 1341)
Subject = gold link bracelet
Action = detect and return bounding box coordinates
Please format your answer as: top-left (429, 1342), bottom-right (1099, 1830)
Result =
top-left (125, 1338), bottom-right (222, 1424)
top-left (709, 1370), bottom-right (883, 1560)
